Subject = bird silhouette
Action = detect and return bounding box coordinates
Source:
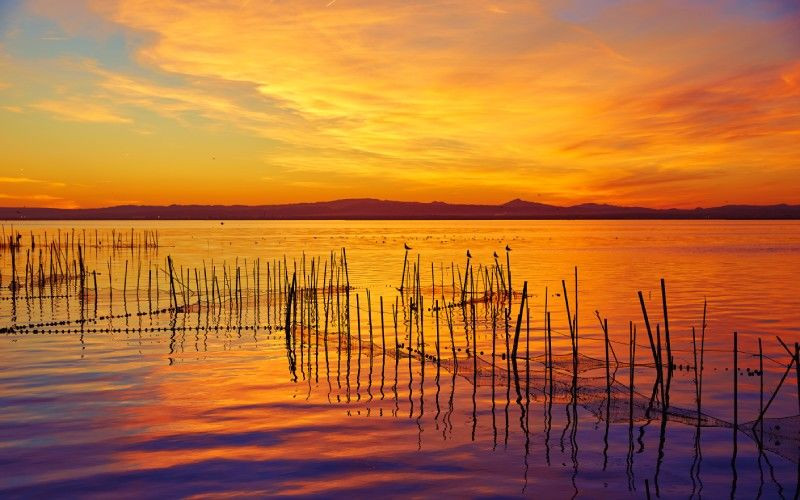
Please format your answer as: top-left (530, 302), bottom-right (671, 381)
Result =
top-left (466, 249), bottom-right (472, 258)
top-left (404, 243), bottom-right (412, 250)
top-left (505, 245), bottom-right (512, 252)
top-left (493, 251), bottom-right (499, 259)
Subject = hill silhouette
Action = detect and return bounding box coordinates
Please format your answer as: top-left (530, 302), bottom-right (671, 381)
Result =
top-left (1, 198), bottom-right (798, 220)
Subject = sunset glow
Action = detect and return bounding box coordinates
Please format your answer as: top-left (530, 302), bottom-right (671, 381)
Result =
top-left (1, 0), bottom-right (798, 208)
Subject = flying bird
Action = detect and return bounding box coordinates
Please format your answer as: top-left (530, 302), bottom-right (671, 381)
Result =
top-left (404, 243), bottom-right (412, 250)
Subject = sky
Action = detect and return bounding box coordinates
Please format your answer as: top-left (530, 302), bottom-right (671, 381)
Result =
top-left (0, 0), bottom-right (798, 209)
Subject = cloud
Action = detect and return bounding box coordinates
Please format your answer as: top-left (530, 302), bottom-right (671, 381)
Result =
top-left (0, 193), bottom-right (78, 208)
top-left (591, 165), bottom-right (721, 191)
top-left (0, 176), bottom-right (65, 187)
top-left (0, 176), bottom-right (40, 183)
top-left (0, 193), bottom-right (61, 199)
top-left (626, 62), bottom-right (800, 142)
top-left (81, 1), bottom-right (632, 194)
top-left (1, 0), bottom-right (798, 207)
top-left (33, 98), bottom-right (131, 123)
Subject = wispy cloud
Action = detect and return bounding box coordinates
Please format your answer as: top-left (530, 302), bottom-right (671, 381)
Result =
top-left (0, 193), bottom-right (61, 199)
top-left (0, 176), bottom-right (65, 187)
top-left (0, 176), bottom-right (40, 183)
top-left (33, 98), bottom-right (131, 124)
top-left (0, 0), bottom-right (797, 207)
top-left (0, 193), bottom-right (78, 208)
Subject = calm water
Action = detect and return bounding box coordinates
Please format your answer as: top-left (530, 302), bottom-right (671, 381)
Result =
top-left (1, 220), bottom-right (798, 497)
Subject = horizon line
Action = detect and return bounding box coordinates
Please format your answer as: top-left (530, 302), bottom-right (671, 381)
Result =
top-left (2, 197), bottom-right (800, 211)
top-left (1, 198), bottom-right (799, 221)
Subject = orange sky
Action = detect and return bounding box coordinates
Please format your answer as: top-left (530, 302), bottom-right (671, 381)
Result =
top-left (0, 0), bottom-right (798, 209)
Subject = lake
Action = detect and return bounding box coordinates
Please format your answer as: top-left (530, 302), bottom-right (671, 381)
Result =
top-left (1, 220), bottom-right (798, 497)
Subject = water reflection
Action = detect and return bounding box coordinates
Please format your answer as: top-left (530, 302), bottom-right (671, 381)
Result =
top-left (1, 222), bottom-right (799, 497)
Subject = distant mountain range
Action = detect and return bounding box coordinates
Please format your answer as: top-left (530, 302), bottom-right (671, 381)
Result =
top-left (1, 199), bottom-right (799, 220)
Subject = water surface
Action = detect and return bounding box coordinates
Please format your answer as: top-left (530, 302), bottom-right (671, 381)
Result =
top-left (1, 220), bottom-right (798, 497)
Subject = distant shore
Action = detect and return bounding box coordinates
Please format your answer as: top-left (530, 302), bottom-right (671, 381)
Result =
top-left (1, 198), bottom-right (799, 220)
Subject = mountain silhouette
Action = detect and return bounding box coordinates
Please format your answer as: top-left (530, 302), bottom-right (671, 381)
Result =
top-left (1, 199), bottom-right (798, 220)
